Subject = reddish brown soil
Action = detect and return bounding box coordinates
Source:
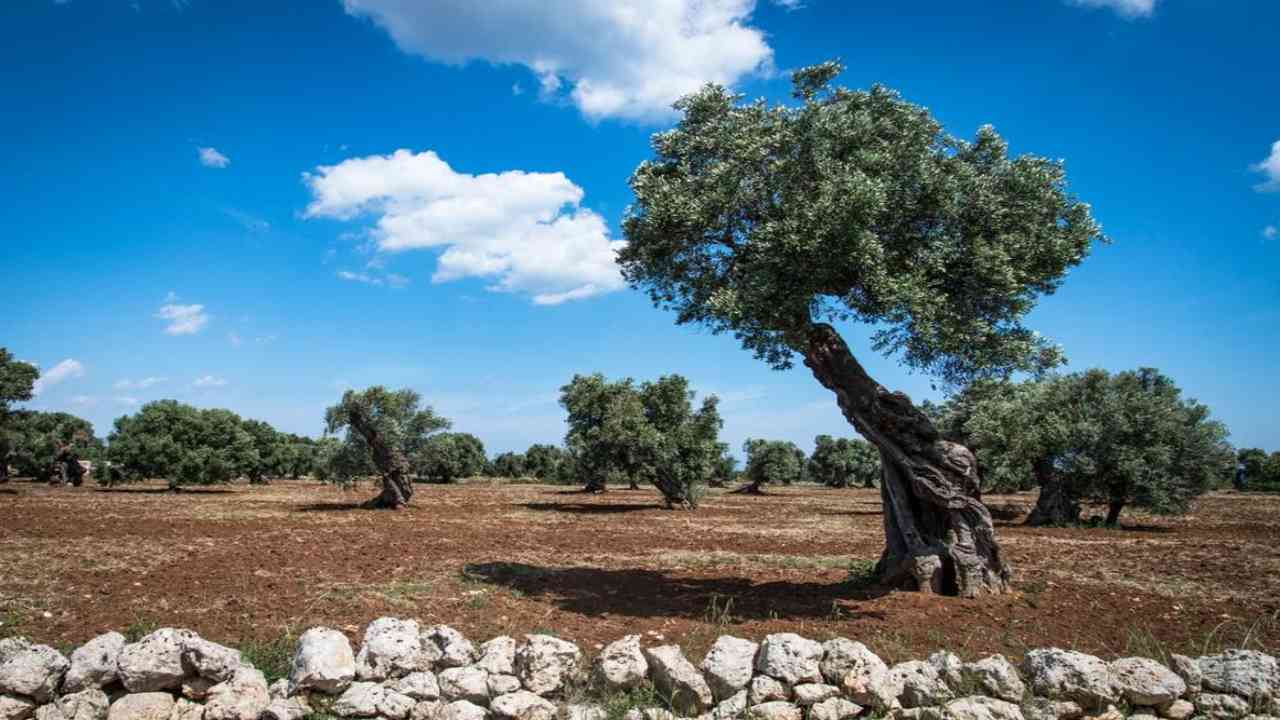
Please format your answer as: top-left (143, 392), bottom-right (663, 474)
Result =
top-left (1, 480), bottom-right (1276, 661)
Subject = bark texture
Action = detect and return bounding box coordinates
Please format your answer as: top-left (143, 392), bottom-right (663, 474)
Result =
top-left (802, 323), bottom-right (1011, 597)
top-left (347, 408), bottom-right (413, 509)
top-left (1024, 459), bottom-right (1080, 526)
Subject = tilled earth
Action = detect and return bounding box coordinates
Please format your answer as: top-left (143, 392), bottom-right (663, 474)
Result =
top-left (1, 480), bottom-right (1277, 661)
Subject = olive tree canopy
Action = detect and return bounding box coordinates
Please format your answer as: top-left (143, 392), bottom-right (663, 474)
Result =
top-left (0, 348), bottom-right (39, 483)
top-left (738, 438), bottom-right (804, 494)
top-left (323, 386), bottom-right (450, 508)
top-left (809, 434), bottom-right (881, 489)
top-left (619, 62), bottom-right (1103, 596)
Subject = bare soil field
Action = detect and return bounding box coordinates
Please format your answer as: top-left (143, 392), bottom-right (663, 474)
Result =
top-left (1, 480), bottom-right (1277, 661)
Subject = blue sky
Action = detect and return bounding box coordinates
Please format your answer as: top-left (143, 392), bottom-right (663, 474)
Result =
top-left (3, 0), bottom-right (1278, 457)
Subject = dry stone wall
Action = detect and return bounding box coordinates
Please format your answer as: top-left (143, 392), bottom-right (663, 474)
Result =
top-left (1, 619), bottom-right (1277, 720)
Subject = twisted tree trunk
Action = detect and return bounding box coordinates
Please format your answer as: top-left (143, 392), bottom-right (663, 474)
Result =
top-left (1025, 458), bottom-right (1080, 526)
top-left (347, 408), bottom-right (413, 510)
top-left (802, 323), bottom-right (1011, 597)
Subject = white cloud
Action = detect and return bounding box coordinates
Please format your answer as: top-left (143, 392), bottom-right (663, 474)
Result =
top-left (335, 270), bottom-right (410, 288)
top-left (1253, 140), bottom-right (1280, 193)
top-left (305, 149), bottom-right (625, 304)
top-left (1068, 0), bottom-right (1156, 18)
top-left (1264, 225), bottom-right (1278, 240)
top-left (32, 359), bottom-right (85, 396)
top-left (193, 375), bottom-right (228, 388)
top-left (340, 0), bottom-right (774, 122)
top-left (116, 396), bottom-right (140, 406)
top-left (198, 146), bottom-right (230, 168)
top-left (114, 376), bottom-right (166, 390)
top-left (772, 0), bottom-right (804, 9)
top-left (156, 303), bottom-right (210, 335)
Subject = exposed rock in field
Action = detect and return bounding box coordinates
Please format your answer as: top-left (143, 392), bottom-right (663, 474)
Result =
top-left (169, 698), bottom-right (206, 720)
top-left (424, 626), bottom-right (476, 670)
top-left (0, 643), bottom-right (69, 703)
top-left (1109, 657), bottom-right (1186, 706)
top-left (1192, 692), bottom-right (1250, 720)
top-left (755, 634), bottom-right (822, 686)
top-left (409, 701), bottom-right (442, 720)
top-left (892, 660), bottom-right (954, 708)
top-left (437, 700), bottom-right (488, 720)
top-left (563, 704), bottom-right (606, 720)
top-left (791, 683), bottom-right (840, 706)
top-left (514, 636), bottom-right (580, 696)
top-left (203, 665), bottom-right (270, 720)
top-left (962, 655), bottom-right (1026, 703)
top-left (117, 629), bottom-right (196, 693)
top-left (261, 698), bottom-right (310, 720)
top-left (710, 689), bottom-right (749, 720)
top-left (105, 693), bottom-right (174, 720)
top-left (747, 700), bottom-right (802, 720)
top-left (357, 618), bottom-right (430, 681)
top-left (1198, 650), bottom-right (1278, 701)
top-left (749, 676), bottom-right (790, 705)
top-left (592, 635), bottom-right (647, 692)
top-left (291, 626), bottom-right (356, 694)
top-left (818, 639), bottom-right (864, 685)
top-left (334, 681), bottom-right (416, 718)
top-left (1168, 655), bottom-right (1202, 696)
top-left (1021, 649), bottom-right (1118, 708)
top-left (34, 688), bottom-right (109, 720)
top-left (490, 690), bottom-right (556, 720)
top-left (937, 695), bottom-right (1025, 720)
top-left (476, 638), bottom-right (516, 676)
top-left (809, 696), bottom-right (862, 720)
top-left (643, 645), bottom-right (714, 716)
top-left (62, 633), bottom-right (125, 694)
top-left (0, 640), bottom-right (31, 666)
top-left (391, 671), bottom-right (441, 701)
top-left (835, 643), bottom-right (901, 710)
top-left (438, 666), bottom-right (490, 705)
top-left (701, 636), bottom-right (758, 701)
top-left (180, 638), bottom-right (241, 684)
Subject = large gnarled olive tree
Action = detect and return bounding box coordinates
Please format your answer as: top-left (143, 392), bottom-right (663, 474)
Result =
top-left (619, 62), bottom-right (1103, 596)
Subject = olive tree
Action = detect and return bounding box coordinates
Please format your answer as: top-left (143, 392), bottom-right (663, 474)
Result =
top-left (560, 373), bottom-right (723, 508)
top-left (966, 368), bottom-right (1234, 526)
top-left (488, 451), bottom-right (527, 479)
top-left (738, 438), bottom-right (804, 494)
top-left (0, 348), bottom-right (39, 483)
top-left (323, 386), bottom-right (450, 508)
top-left (415, 432), bottom-right (486, 483)
top-left (106, 401), bottom-right (257, 490)
top-left (524, 443), bottom-right (572, 483)
top-left (7, 411), bottom-right (98, 484)
top-left (619, 62), bottom-right (1103, 595)
top-left (810, 434), bottom-right (881, 488)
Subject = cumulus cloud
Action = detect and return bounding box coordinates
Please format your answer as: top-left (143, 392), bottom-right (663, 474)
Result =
top-left (305, 149), bottom-right (625, 304)
top-left (114, 376), bottom-right (167, 390)
top-left (340, 0), bottom-right (774, 122)
top-left (336, 270), bottom-right (410, 288)
top-left (193, 375), bottom-right (228, 388)
top-left (32, 359), bottom-right (85, 396)
top-left (1253, 140), bottom-right (1280, 193)
top-left (1068, 0), bottom-right (1156, 18)
top-left (156, 303), bottom-right (210, 335)
top-left (198, 146), bottom-right (230, 168)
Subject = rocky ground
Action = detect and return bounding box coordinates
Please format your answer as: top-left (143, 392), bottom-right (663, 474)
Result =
top-left (1, 481), bottom-right (1277, 661)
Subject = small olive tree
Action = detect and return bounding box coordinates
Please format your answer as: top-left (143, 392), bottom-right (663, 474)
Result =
top-left (809, 434), bottom-right (881, 488)
top-left (966, 368), bottom-right (1234, 526)
top-left (414, 432), bottom-right (486, 483)
top-left (488, 451), bottom-right (527, 479)
top-left (0, 348), bottom-right (39, 483)
top-left (106, 401), bottom-right (257, 491)
top-left (738, 439), bottom-right (805, 494)
top-left (323, 387), bottom-right (450, 508)
top-left (560, 373), bottom-right (723, 508)
top-left (619, 62), bottom-right (1103, 595)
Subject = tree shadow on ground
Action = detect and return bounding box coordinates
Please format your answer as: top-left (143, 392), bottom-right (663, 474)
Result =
top-left (293, 502), bottom-right (369, 512)
top-left (0, 488), bottom-right (16, 495)
top-left (462, 561), bottom-right (892, 621)
top-left (519, 502), bottom-right (656, 514)
top-left (94, 487), bottom-right (237, 495)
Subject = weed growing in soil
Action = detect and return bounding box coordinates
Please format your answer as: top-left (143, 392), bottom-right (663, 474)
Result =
top-left (240, 633), bottom-right (297, 684)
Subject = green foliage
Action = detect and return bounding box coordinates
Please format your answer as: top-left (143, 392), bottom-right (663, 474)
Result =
top-left (523, 443), bottom-right (573, 483)
top-left (0, 348), bottom-right (40, 480)
top-left (105, 401), bottom-right (259, 489)
top-left (618, 62), bottom-right (1102, 386)
top-left (742, 438), bottom-right (805, 491)
top-left (1237, 448), bottom-right (1280, 490)
top-left (966, 368), bottom-right (1235, 522)
top-left (560, 373), bottom-right (723, 507)
top-left (488, 451), bottom-right (527, 479)
top-left (414, 432), bottom-right (486, 482)
top-left (808, 434), bottom-right (880, 488)
top-left (321, 386), bottom-right (450, 487)
top-left (5, 410), bottom-right (98, 480)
